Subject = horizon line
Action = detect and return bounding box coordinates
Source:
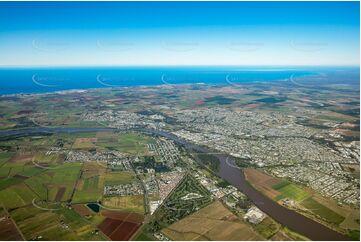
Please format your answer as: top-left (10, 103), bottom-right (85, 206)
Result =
top-left (0, 64), bottom-right (359, 69)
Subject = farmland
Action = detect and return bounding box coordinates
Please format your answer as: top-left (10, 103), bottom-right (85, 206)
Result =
top-left (253, 217), bottom-right (280, 239)
top-left (0, 183), bottom-right (38, 209)
top-left (72, 204), bottom-right (94, 217)
top-left (102, 171), bottom-right (135, 186)
top-left (101, 195), bottom-right (144, 213)
top-left (244, 168), bottom-right (282, 199)
top-left (301, 197), bottom-right (345, 225)
top-left (98, 217), bottom-right (141, 240)
top-left (273, 182), bottom-right (310, 202)
top-left (117, 133), bottom-right (155, 155)
top-left (244, 168), bottom-right (311, 202)
top-left (0, 76), bottom-right (359, 241)
top-left (10, 205), bottom-right (104, 240)
top-left (72, 162), bottom-right (106, 203)
top-left (0, 207), bottom-right (23, 240)
top-left (162, 201), bottom-right (263, 240)
top-left (47, 163), bottom-right (82, 202)
top-left (245, 167), bottom-right (359, 237)
top-left (96, 210), bottom-right (144, 240)
top-left (0, 131), bottom-right (150, 240)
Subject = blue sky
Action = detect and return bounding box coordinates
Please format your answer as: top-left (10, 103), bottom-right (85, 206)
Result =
top-left (0, 1), bottom-right (359, 66)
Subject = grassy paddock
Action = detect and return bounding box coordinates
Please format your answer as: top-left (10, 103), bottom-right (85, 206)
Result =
top-left (301, 197), bottom-right (345, 225)
top-left (274, 183), bottom-right (310, 202)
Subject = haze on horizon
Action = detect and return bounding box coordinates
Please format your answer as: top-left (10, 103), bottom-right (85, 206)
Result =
top-left (0, 1), bottom-right (359, 67)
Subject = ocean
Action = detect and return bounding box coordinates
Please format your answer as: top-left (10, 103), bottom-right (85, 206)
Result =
top-left (0, 66), bottom-right (353, 95)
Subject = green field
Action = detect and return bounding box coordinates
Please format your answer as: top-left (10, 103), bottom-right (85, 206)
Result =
top-left (25, 173), bottom-right (52, 200)
top-left (0, 176), bottom-right (23, 190)
top-left (48, 163), bottom-right (82, 201)
top-left (10, 206), bottom-right (105, 240)
top-left (0, 165), bottom-right (10, 177)
top-left (117, 132), bottom-right (155, 154)
top-left (348, 230), bottom-right (360, 241)
top-left (0, 152), bottom-right (14, 164)
top-left (73, 166), bottom-right (136, 203)
top-left (72, 190), bottom-right (101, 203)
top-left (193, 153), bottom-right (220, 172)
top-left (102, 195), bottom-right (145, 213)
top-left (271, 181), bottom-right (290, 190)
top-left (0, 183), bottom-right (38, 209)
top-left (103, 171), bottom-right (135, 186)
top-left (73, 175), bottom-right (102, 203)
top-left (301, 197), bottom-right (345, 225)
top-left (0, 162), bottom-right (43, 179)
top-left (95, 132), bottom-right (120, 151)
top-left (32, 152), bottom-right (65, 168)
top-left (253, 217), bottom-right (280, 239)
top-left (83, 176), bottom-right (99, 190)
top-left (72, 162), bottom-right (105, 203)
top-left (133, 231), bottom-right (155, 241)
top-left (273, 182), bottom-right (310, 202)
top-left (133, 224), bottom-right (158, 241)
top-left (0, 162), bottom-right (26, 177)
top-left (0, 162), bottom-right (82, 208)
top-left (282, 227), bottom-right (310, 241)
top-left (95, 132), bottom-right (152, 154)
top-left (18, 166), bottom-right (43, 177)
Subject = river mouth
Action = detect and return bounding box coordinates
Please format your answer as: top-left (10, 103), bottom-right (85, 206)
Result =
top-left (0, 126), bottom-right (350, 241)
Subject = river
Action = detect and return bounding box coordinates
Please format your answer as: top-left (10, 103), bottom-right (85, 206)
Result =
top-left (0, 127), bottom-right (350, 240)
